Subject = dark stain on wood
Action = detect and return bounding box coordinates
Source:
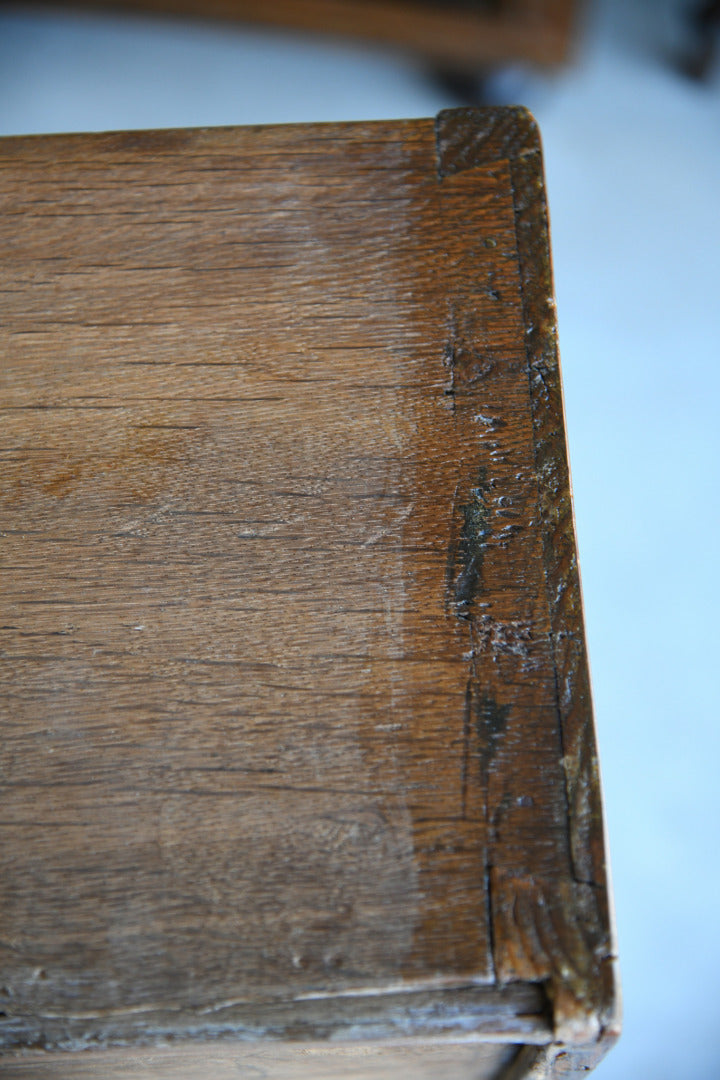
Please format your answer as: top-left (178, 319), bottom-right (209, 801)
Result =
top-left (475, 693), bottom-right (511, 785)
top-left (446, 466), bottom-right (490, 615)
top-left (454, 469), bottom-right (490, 610)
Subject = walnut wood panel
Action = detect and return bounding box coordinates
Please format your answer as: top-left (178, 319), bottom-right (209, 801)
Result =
top-left (0, 109), bottom-right (617, 1076)
top-left (41, 0), bottom-right (577, 68)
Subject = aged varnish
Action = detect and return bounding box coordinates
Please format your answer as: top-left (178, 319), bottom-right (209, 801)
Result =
top-left (0, 108), bottom-right (619, 1078)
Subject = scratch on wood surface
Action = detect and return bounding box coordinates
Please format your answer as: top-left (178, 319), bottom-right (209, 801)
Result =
top-left (445, 469), bottom-right (490, 617)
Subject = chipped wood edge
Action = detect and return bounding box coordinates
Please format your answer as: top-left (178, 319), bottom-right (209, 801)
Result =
top-left (435, 106), bottom-right (620, 1074)
top-left (0, 983), bottom-right (552, 1056)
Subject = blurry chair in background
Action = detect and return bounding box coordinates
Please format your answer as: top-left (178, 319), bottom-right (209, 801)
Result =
top-left (33, 0), bottom-right (579, 98)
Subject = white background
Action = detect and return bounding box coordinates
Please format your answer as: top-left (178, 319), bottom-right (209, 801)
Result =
top-left (1, 2), bottom-right (719, 1076)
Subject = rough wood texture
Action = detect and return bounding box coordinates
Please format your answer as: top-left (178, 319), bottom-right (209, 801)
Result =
top-left (0, 1040), bottom-right (521, 1080)
top-left (0, 109), bottom-right (618, 1077)
top-left (39, 0), bottom-right (578, 68)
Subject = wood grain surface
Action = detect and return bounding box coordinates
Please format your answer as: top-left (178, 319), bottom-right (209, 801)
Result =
top-left (0, 109), bottom-right (618, 1077)
top-left (0, 1038), bottom-right (523, 1079)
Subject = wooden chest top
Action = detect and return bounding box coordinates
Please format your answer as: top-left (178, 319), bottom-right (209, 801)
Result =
top-left (0, 108), bottom-right (618, 1077)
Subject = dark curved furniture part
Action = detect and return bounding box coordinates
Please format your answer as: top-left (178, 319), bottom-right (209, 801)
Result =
top-left (32, 0), bottom-right (579, 69)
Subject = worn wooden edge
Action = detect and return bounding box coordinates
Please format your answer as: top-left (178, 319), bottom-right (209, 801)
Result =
top-left (0, 983), bottom-right (552, 1056)
top-left (498, 1021), bottom-right (621, 1080)
top-left (435, 106), bottom-right (620, 1070)
top-left (0, 116), bottom-right (427, 156)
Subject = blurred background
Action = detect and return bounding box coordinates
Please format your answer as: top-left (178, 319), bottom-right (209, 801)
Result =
top-left (1, 1), bottom-right (718, 1076)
